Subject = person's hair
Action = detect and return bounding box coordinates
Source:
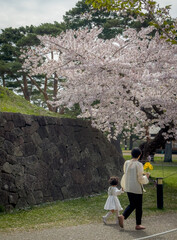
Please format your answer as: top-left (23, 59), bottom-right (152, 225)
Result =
top-left (108, 176), bottom-right (119, 186)
top-left (131, 147), bottom-right (142, 158)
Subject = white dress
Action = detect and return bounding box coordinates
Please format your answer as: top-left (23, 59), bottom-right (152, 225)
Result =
top-left (104, 186), bottom-right (123, 211)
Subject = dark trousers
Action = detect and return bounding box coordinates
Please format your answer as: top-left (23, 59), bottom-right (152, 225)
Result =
top-left (123, 192), bottom-right (143, 225)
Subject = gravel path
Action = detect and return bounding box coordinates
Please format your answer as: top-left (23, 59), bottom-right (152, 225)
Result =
top-left (0, 213), bottom-right (177, 240)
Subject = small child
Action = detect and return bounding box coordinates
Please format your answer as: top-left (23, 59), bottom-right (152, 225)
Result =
top-left (103, 176), bottom-right (124, 225)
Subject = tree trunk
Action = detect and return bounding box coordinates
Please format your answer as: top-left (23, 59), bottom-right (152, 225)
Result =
top-left (129, 135), bottom-right (133, 150)
top-left (29, 75), bottom-right (57, 112)
top-left (164, 142), bottom-right (172, 162)
top-left (139, 126), bottom-right (170, 163)
top-left (110, 128), bottom-right (122, 155)
top-left (53, 78), bottom-right (58, 98)
top-left (111, 135), bottom-right (122, 155)
top-left (59, 106), bottom-right (65, 114)
top-left (1, 74), bottom-right (5, 87)
top-left (124, 138), bottom-right (128, 150)
top-left (52, 77), bottom-right (58, 113)
top-left (22, 75), bottom-right (30, 101)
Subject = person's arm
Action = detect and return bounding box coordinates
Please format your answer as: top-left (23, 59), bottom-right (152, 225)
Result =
top-left (115, 187), bottom-right (124, 196)
top-left (137, 163), bottom-right (149, 185)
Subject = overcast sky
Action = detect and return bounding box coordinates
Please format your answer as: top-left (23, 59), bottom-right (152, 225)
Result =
top-left (0, 0), bottom-right (177, 30)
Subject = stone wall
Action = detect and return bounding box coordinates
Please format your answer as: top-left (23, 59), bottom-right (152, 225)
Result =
top-left (0, 112), bottom-right (124, 210)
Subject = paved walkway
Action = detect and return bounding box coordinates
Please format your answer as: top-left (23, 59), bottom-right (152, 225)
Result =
top-left (0, 212), bottom-right (177, 240)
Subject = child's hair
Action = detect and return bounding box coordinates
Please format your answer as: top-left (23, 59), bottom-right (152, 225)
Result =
top-left (131, 147), bottom-right (142, 158)
top-left (108, 176), bottom-right (119, 186)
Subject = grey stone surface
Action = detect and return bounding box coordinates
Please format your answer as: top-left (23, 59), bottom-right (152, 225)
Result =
top-left (0, 112), bottom-right (124, 210)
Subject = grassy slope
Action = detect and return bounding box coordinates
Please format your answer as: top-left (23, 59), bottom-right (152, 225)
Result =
top-left (0, 86), bottom-right (60, 117)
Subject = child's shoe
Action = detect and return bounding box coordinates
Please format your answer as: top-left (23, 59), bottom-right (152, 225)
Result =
top-left (118, 215), bottom-right (124, 228)
top-left (102, 216), bottom-right (107, 224)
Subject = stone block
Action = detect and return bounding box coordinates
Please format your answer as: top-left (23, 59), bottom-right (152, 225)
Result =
top-left (0, 149), bottom-right (7, 165)
top-left (11, 128), bottom-right (23, 137)
top-left (38, 126), bottom-right (49, 138)
top-left (23, 115), bottom-right (33, 126)
top-left (4, 132), bottom-right (17, 142)
top-left (26, 192), bottom-right (36, 205)
top-left (61, 186), bottom-right (69, 199)
top-left (0, 190), bottom-right (8, 205)
top-left (15, 176), bottom-right (24, 190)
top-left (2, 162), bottom-right (13, 174)
top-left (0, 127), bottom-right (5, 137)
top-left (37, 116), bottom-right (47, 126)
top-left (31, 132), bottom-right (42, 146)
top-left (0, 113), bottom-right (7, 127)
top-left (22, 142), bottom-right (36, 156)
top-left (2, 112), bottom-right (12, 121)
top-left (14, 136), bottom-right (24, 146)
top-left (14, 147), bottom-right (23, 157)
top-left (9, 193), bottom-right (18, 204)
top-left (34, 191), bottom-right (43, 204)
top-left (12, 113), bottom-right (26, 127)
top-left (71, 169), bottom-right (85, 184)
top-left (24, 174), bottom-right (37, 191)
top-left (4, 121), bottom-right (14, 132)
top-left (4, 140), bottom-right (14, 155)
top-left (11, 164), bottom-right (24, 177)
top-left (16, 198), bottom-right (28, 209)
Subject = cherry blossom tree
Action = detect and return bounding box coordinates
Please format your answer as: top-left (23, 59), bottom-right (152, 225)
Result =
top-left (21, 25), bottom-right (177, 160)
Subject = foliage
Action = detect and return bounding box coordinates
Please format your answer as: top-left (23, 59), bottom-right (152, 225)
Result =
top-left (86, 0), bottom-right (162, 12)
top-left (86, 0), bottom-right (177, 44)
top-left (34, 22), bottom-right (66, 36)
top-left (0, 205), bottom-right (5, 213)
top-left (63, 0), bottom-right (151, 39)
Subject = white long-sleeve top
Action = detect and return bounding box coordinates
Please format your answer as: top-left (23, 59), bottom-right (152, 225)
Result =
top-left (104, 186), bottom-right (124, 211)
top-left (123, 160), bottom-right (149, 194)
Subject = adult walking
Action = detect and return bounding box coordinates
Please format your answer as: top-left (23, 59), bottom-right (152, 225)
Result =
top-left (119, 147), bottom-right (150, 230)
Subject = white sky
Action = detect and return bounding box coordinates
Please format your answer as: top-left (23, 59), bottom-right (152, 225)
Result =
top-left (0, 0), bottom-right (78, 29)
top-left (156, 0), bottom-right (177, 18)
top-left (0, 0), bottom-right (177, 30)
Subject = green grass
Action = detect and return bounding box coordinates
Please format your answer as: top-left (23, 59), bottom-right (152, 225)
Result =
top-left (153, 156), bottom-right (177, 164)
top-left (0, 164), bottom-right (177, 232)
top-left (123, 152), bottom-right (177, 164)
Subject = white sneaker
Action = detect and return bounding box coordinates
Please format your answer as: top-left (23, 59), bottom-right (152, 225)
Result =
top-left (102, 216), bottom-right (107, 224)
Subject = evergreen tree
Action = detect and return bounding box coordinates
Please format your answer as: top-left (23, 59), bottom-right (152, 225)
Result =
top-left (63, 0), bottom-right (152, 39)
top-left (0, 22), bottom-right (66, 107)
